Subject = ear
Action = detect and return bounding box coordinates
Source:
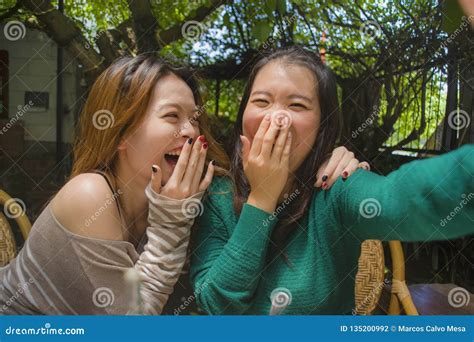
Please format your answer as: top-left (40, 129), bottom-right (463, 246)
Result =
top-left (117, 138), bottom-right (128, 151)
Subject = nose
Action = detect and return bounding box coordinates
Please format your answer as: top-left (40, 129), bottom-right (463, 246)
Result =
top-left (178, 118), bottom-right (198, 140)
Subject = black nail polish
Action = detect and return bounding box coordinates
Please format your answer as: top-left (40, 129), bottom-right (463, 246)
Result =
top-left (152, 165), bottom-right (158, 173)
top-left (322, 175), bottom-right (328, 182)
top-left (211, 160), bottom-right (216, 165)
top-left (188, 138), bottom-right (193, 144)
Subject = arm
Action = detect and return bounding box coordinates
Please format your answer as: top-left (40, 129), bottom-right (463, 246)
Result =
top-left (190, 189), bottom-right (278, 314)
top-left (336, 145), bottom-right (474, 241)
top-left (133, 184), bottom-right (204, 314)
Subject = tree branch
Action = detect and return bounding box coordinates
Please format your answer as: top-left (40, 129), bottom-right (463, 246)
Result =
top-left (126, 0), bottom-right (159, 53)
top-left (18, 0), bottom-right (105, 77)
top-left (158, 0), bottom-right (228, 46)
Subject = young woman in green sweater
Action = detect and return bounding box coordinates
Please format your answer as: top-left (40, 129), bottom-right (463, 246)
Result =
top-left (190, 46), bottom-right (474, 315)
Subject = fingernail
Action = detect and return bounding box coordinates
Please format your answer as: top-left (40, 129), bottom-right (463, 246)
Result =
top-left (265, 114), bottom-right (271, 121)
top-left (152, 165), bottom-right (158, 173)
top-left (188, 138), bottom-right (193, 144)
top-left (203, 143), bottom-right (208, 149)
top-left (198, 135), bottom-right (206, 142)
top-left (211, 160), bottom-right (215, 165)
top-left (322, 175), bottom-right (328, 182)
top-left (342, 171), bottom-right (348, 178)
top-left (322, 181), bottom-right (328, 190)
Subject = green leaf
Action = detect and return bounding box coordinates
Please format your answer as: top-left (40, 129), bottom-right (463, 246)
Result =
top-left (276, 0), bottom-right (286, 15)
top-left (252, 20), bottom-right (272, 42)
top-left (265, 0), bottom-right (277, 16)
top-left (223, 12), bottom-right (231, 28)
top-left (442, 0), bottom-right (464, 33)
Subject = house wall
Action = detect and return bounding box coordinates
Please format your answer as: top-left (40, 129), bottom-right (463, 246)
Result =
top-left (1, 24), bottom-right (80, 144)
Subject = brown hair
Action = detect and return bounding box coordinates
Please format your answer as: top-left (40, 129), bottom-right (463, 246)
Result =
top-left (70, 54), bottom-right (229, 186)
top-left (230, 46), bottom-right (342, 262)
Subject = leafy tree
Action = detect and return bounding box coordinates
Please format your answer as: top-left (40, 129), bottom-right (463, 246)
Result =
top-left (1, 0), bottom-right (471, 159)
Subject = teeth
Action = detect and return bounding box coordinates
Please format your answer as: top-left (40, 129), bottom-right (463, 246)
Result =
top-left (166, 150), bottom-right (181, 156)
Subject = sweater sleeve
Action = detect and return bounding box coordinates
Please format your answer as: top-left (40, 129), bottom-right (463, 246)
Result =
top-left (335, 145), bottom-right (474, 242)
top-left (131, 183), bottom-right (204, 315)
top-left (190, 189), bottom-right (279, 315)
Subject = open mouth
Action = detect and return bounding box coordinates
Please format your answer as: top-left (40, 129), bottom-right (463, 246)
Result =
top-left (164, 148), bottom-right (182, 169)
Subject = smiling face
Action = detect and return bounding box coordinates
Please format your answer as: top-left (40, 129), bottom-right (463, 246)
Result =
top-left (242, 60), bottom-right (321, 174)
top-left (118, 73), bottom-right (200, 185)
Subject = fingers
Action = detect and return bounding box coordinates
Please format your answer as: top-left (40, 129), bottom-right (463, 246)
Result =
top-left (151, 165), bottom-right (162, 193)
top-left (281, 132), bottom-right (292, 167)
top-left (358, 161), bottom-right (371, 171)
top-left (191, 143), bottom-right (208, 193)
top-left (326, 151), bottom-right (357, 188)
top-left (199, 161), bottom-right (215, 192)
top-left (240, 135), bottom-right (251, 166)
top-left (315, 159), bottom-right (329, 187)
top-left (341, 159), bottom-right (359, 181)
top-left (271, 124), bottom-right (290, 161)
top-left (169, 137), bottom-right (193, 183)
top-left (260, 119), bottom-right (281, 158)
top-left (250, 113), bottom-right (271, 158)
top-left (318, 147), bottom-right (346, 188)
top-left (182, 136), bottom-right (206, 190)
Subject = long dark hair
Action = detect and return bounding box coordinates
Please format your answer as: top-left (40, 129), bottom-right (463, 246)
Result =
top-left (230, 45), bottom-right (342, 260)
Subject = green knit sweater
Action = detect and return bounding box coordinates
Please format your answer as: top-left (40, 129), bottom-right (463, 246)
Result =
top-left (190, 145), bottom-right (474, 314)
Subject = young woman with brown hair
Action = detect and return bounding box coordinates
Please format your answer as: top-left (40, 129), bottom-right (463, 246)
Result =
top-left (0, 55), bottom-right (225, 314)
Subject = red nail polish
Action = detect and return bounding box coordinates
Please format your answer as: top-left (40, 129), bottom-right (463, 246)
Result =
top-left (203, 143), bottom-right (208, 149)
top-left (342, 171), bottom-right (348, 178)
top-left (322, 181), bottom-right (327, 189)
top-left (198, 135), bottom-right (206, 142)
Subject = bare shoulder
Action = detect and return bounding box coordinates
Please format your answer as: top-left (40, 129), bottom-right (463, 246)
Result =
top-left (51, 173), bottom-right (124, 241)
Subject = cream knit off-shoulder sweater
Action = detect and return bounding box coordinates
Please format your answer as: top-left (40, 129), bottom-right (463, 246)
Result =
top-left (0, 172), bottom-right (203, 315)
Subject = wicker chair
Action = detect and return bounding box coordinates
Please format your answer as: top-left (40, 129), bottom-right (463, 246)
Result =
top-left (354, 240), bottom-right (419, 315)
top-left (0, 189), bottom-right (32, 267)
